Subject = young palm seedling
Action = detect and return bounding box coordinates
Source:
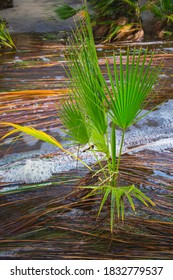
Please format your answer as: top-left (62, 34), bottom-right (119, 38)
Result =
top-left (1, 7), bottom-right (161, 232)
top-left (59, 11), bottom-right (160, 232)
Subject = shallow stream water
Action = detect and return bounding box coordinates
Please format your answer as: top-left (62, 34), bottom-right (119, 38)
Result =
top-left (0, 34), bottom-right (173, 259)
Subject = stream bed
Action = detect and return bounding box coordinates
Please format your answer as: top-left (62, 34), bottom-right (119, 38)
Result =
top-left (0, 34), bottom-right (173, 259)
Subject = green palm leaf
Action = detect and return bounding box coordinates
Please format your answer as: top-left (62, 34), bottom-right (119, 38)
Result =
top-left (81, 184), bottom-right (155, 232)
top-left (60, 98), bottom-right (90, 144)
top-left (1, 122), bottom-right (92, 171)
top-left (126, 193), bottom-right (136, 212)
top-left (103, 48), bottom-right (161, 130)
top-left (90, 126), bottom-right (109, 156)
top-left (1, 122), bottom-right (63, 148)
top-left (98, 186), bottom-right (111, 216)
top-left (63, 16), bottom-right (107, 137)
